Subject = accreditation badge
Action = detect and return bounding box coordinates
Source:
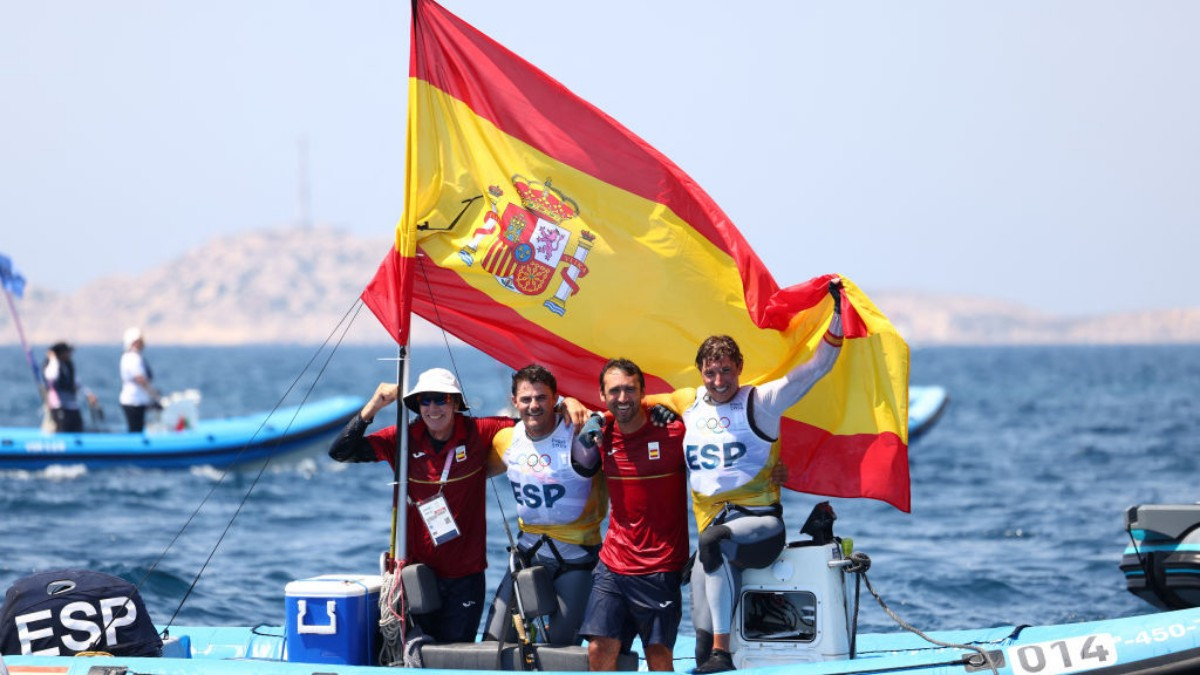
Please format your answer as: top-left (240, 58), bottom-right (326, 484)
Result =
top-left (416, 493), bottom-right (460, 545)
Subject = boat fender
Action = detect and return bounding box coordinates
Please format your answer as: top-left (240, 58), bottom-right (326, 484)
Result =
top-left (698, 525), bottom-right (732, 573)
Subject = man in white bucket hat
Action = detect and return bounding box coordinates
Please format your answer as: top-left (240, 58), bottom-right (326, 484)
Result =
top-left (401, 367), bottom-right (469, 413)
top-left (329, 367), bottom-right (589, 645)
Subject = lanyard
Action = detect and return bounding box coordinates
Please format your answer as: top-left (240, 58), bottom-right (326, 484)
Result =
top-left (436, 447), bottom-right (456, 494)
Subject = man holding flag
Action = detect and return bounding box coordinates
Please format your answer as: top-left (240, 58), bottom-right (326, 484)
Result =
top-left (651, 280), bottom-right (845, 673)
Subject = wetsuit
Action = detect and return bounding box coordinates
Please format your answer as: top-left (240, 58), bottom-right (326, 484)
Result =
top-left (656, 321), bottom-right (842, 662)
top-left (482, 417), bottom-right (606, 646)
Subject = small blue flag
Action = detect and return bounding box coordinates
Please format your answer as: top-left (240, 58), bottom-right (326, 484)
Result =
top-left (0, 253), bottom-right (27, 299)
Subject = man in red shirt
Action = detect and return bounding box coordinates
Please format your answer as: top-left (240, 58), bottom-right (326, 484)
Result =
top-left (576, 358), bottom-right (689, 671)
top-left (329, 368), bottom-right (512, 644)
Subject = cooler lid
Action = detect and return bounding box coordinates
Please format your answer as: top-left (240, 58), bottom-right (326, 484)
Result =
top-left (285, 574), bottom-right (383, 598)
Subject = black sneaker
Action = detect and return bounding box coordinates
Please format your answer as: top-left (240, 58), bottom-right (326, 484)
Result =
top-left (694, 648), bottom-right (735, 673)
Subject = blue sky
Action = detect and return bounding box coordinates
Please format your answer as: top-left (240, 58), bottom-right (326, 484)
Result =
top-left (2, 2), bottom-right (1197, 316)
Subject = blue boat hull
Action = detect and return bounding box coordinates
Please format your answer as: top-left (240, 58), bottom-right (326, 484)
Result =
top-left (6, 607), bottom-right (1200, 674)
top-left (0, 396), bottom-right (364, 470)
top-left (908, 385), bottom-right (949, 439)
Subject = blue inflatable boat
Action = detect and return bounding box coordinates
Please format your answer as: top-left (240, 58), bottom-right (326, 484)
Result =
top-left (0, 395), bottom-right (364, 470)
top-left (909, 385), bottom-right (950, 440)
top-left (5, 537), bottom-right (1200, 674)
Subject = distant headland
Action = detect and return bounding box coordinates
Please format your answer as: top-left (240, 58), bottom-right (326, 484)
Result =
top-left (3, 226), bottom-right (1198, 347)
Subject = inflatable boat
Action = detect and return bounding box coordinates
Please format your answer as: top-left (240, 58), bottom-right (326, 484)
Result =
top-left (6, 519), bottom-right (1200, 674)
top-left (0, 395), bottom-right (364, 470)
top-left (908, 385), bottom-right (949, 440)
top-left (1122, 503), bottom-right (1200, 611)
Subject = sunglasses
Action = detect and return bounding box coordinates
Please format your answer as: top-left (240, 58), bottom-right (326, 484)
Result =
top-left (418, 393), bottom-right (453, 407)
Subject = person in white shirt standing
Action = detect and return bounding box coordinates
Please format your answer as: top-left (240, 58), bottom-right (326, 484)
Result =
top-left (119, 327), bottom-right (159, 432)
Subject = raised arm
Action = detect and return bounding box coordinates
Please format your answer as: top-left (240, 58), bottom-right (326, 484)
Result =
top-left (753, 280), bottom-right (845, 436)
top-left (359, 382), bottom-right (400, 423)
top-left (328, 414), bottom-right (381, 463)
top-left (329, 382), bottom-right (398, 463)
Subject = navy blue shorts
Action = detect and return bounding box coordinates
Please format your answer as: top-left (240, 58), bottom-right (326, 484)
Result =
top-left (578, 560), bottom-right (682, 650)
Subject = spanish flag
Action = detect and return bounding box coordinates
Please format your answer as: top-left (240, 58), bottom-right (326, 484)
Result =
top-left (362, 0), bottom-right (912, 512)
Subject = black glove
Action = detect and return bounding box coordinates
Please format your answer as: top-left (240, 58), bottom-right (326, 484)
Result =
top-left (649, 404), bottom-right (677, 426)
top-left (577, 413), bottom-right (604, 449)
top-left (828, 279), bottom-right (843, 316)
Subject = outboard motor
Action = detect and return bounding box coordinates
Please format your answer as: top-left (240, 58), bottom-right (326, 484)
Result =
top-left (730, 502), bottom-right (858, 669)
top-left (0, 569), bottom-right (162, 657)
top-left (1122, 504), bottom-right (1200, 610)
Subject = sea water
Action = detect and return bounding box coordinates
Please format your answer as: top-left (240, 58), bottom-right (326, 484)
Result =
top-left (1, 342), bottom-right (1198, 635)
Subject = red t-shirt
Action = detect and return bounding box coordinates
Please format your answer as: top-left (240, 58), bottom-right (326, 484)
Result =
top-left (597, 414), bottom-right (689, 575)
top-left (367, 415), bottom-right (513, 578)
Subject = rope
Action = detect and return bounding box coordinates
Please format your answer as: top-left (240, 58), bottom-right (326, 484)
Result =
top-left (849, 553), bottom-right (999, 675)
top-left (378, 569), bottom-right (406, 666)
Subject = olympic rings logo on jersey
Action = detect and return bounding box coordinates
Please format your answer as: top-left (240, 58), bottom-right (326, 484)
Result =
top-left (512, 452), bottom-right (552, 473)
top-left (693, 416), bottom-right (732, 434)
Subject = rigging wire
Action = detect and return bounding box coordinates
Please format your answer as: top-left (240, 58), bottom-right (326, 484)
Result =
top-left (161, 299), bottom-right (364, 630)
top-left (1126, 525), bottom-right (1148, 568)
top-left (92, 298), bottom-right (366, 645)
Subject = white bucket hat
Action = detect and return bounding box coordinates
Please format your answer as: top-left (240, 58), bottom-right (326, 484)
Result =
top-left (403, 367), bottom-right (468, 413)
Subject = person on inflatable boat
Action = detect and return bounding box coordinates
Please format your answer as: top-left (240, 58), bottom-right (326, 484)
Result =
top-left (329, 367), bottom-right (589, 645)
top-left (574, 358), bottom-right (690, 671)
top-left (482, 364), bottom-right (605, 647)
top-left (329, 368), bottom-right (511, 644)
top-left (649, 280), bottom-right (844, 673)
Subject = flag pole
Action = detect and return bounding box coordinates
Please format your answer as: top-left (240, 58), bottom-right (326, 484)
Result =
top-left (3, 286), bottom-right (46, 405)
top-left (389, 342), bottom-right (412, 568)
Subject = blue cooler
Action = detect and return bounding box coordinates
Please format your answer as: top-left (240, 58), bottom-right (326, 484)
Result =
top-left (285, 574), bottom-right (382, 665)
